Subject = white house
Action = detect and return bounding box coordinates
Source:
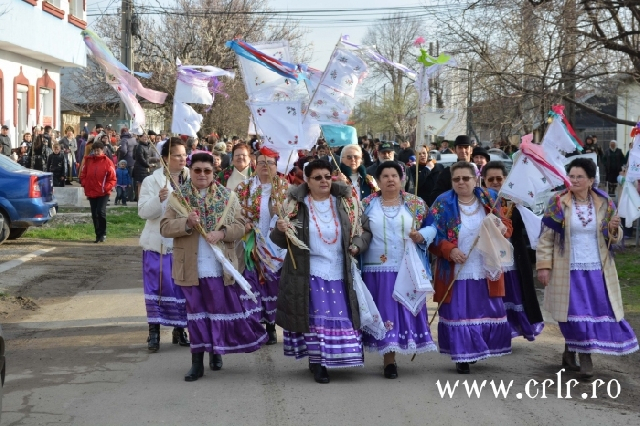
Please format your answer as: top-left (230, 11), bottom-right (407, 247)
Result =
top-left (0, 0), bottom-right (86, 148)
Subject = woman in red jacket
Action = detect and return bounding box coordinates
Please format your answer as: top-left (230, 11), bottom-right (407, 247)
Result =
top-left (80, 141), bottom-right (117, 243)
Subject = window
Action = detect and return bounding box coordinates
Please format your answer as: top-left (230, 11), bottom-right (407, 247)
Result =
top-left (70, 0), bottom-right (84, 18)
top-left (42, 0), bottom-right (64, 19)
top-left (45, 0), bottom-right (61, 7)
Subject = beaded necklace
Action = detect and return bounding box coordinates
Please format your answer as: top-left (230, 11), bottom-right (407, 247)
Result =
top-left (308, 195), bottom-right (339, 245)
top-left (573, 193), bottom-right (593, 227)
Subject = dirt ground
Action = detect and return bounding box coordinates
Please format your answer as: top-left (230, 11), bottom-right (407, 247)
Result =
top-left (1, 238), bottom-right (640, 425)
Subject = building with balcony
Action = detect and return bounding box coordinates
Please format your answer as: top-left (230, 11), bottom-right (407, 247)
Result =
top-left (0, 0), bottom-right (86, 148)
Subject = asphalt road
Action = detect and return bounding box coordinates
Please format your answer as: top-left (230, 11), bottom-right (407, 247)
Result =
top-left (1, 239), bottom-right (639, 426)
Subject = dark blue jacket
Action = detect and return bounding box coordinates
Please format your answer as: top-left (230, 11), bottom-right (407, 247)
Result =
top-left (116, 167), bottom-right (132, 186)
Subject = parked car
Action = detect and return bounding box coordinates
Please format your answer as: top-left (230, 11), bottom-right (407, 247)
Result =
top-left (0, 155), bottom-right (57, 244)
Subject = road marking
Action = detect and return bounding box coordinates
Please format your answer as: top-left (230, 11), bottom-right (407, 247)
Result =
top-left (0, 248), bottom-right (55, 273)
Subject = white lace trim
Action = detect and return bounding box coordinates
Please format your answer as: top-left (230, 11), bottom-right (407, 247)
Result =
top-left (187, 306), bottom-right (262, 322)
top-left (503, 263), bottom-right (516, 272)
top-left (503, 302), bottom-right (524, 312)
top-left (362, 265), bottom-right (399, 273)
top-left (147, 317), bottom-right (187, 327)
top-left (440, 348), bottom-right (512, 363)
top-left (569, 205), bottom-right (602, 267)
top-left (306, 196), bottom-right (345, 281)
top-left (197, 236), bottom-right (224, 278)
top-left (240, 293), bottom-right (259, 301)
top-left (262, 296), bottom-right (277, 302)
top-left (566, 338), bottom-right (639, 349)
top-left (364, 340), bottom-right (438, 356)
top-left (265, 308), bottom-right (278, 315)
top-left (438, 316), bottom-right (508, 326)
top-left (570, 262), bottom-right (602, 271)
top-left (566, 315), bottom-right (618, 323)
top-left (190, 333), bottom-right (267, 351)
top-left (144, 295), bottom-right (186, 304)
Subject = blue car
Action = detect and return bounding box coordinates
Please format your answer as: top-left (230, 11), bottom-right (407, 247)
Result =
top-left (0, 155), bottom-right (58, 244)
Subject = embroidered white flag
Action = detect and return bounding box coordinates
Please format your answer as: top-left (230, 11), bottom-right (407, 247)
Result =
top-left (174, 78), bottom-right (212, 105)
top-left (618, 177), bottom-right (640, 228)
top-left (238, 40), bottom-right (296, 102)
top-left (626, 135), bottom-right (640, 181)
top-left (171, 101), bottom-right (202, 137)
top-left (515, 204), bottom-right (542, 249)
top-left (501, 151), bottom-right (554, 207)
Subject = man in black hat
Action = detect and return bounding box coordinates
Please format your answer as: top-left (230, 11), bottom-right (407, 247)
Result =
top-left (366, 142), bottom-right (411, 191)
top-left (427, 135), bottom-right (473, 205)
top-left (0, 125), bottom-right (11, 156)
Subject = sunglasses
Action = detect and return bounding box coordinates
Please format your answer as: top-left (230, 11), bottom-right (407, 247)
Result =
top-left (256, 161), bottom-right (276, 166)
top-left (310, 175), bottom-right (332, 181)
top-left (486, 176), bottom-right (504, 183)
top-left (452, 176), bottom-right (474, 183)
top-left (345, 155), bottom-right (361, 160)
top-left (192, 168), bottom-right (214, 175)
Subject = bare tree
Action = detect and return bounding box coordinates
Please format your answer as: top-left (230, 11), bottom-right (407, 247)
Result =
top-left (77, 0), bottom-right (310, 137)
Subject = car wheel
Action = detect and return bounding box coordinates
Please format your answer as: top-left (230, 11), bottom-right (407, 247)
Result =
top-left (0, 211), bottom-right (9, 245)
top-left (8, 228), bottom-right (28, 240)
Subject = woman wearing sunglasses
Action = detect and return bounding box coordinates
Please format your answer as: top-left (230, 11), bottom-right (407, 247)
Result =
top-left (235, 147), bottom-right (289, 345)
top-left (360, 162), bottom-right (437, 379)
top-left (272, 159), bottom-right (372, 384)
top-left (160, 152), bottom-right (267, 382)
top-left (138, 138), bottom-right (190, 352)
top-left (427, 161), bottom-right (513, 374)
top-left (482, 161), bottom-right (544, 343)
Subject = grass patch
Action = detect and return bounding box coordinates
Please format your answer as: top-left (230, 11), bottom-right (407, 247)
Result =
top-left (617, 247), bottom-right (640, 315)
top-left (24, 208), bottom-right (145, 241)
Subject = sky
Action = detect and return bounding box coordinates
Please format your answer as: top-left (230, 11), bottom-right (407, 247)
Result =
top-left (268, 0), bottom-right (424, 69)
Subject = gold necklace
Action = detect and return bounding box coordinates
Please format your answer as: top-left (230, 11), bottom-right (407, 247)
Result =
top-left (458, 196), bottom-right (475, 205)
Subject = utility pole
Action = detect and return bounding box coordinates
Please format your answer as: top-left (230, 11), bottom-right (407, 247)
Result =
top-left (120, 0), bottom-right (134, 121)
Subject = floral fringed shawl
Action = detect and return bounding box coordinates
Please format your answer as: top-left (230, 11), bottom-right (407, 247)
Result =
top-left (178, 181), bottom-right (238, 232)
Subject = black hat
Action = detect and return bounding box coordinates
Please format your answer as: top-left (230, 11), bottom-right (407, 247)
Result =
top-left (147, 130), bottom-right (157, 136)
top-left (96, 123), bottom-right (104, 129)
top-left (454, 135), bottom-right (471, 147)
top-left (471, 147), bottom-right (490, 163)
top-left (379, 142), bottom-right (394, 152)
top-left (1, 125), bottom-right (8, 130)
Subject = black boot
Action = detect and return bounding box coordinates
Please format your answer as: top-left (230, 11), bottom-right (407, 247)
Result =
top-left (172, 327), bottom-right (190, 346)
top-left (562, 344), bottom-right (580, 371)
top-left (311, 363), bottom-right (330, 384)
top-left (456, 362), bottom-right (470, 374)
top-left (147, 324), bottom-right (160, 352)
top-left (185, 352), bottom-right (205, 382)
top-left (209, 353), bottom-right (223, 371)
top-left (266, 323), bottom-right (278, 345)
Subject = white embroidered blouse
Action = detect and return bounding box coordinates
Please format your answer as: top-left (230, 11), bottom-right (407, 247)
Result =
top-left (455, 200), bottom-right (488, 281)
top-left (305, 196), bottom-right (344, 281)
top-left (570, 202), bottom-right (601, 271)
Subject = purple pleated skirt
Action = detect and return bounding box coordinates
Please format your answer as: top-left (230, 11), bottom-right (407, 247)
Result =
top-left (558, 269), bottom-right (639, 355)
top-left (361, 270), bottom-right (437, 355)
top-left (182, 276), bottom-right (268, 354)
top-left (241, 269), bottom-right (263, 323)
top-left (257, 270), bottom-right (280, 324)
top-left (142, 250), bottom-right (187, 327)
top-left (503, 269), bottom-right (544, 341)
top-left (438, 278), bottom-right (512, 363)
top-left (282, 275), bottom-right (364, 369)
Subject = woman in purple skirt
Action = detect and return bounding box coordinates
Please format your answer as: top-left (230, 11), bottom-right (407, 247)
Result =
top-left (537, 158), bottom-right (638, 378)
top-left (138, 137), bottom-right (189, 351)
top-left (361, 162), bottom-right (437, 379)
top-left (482, 161), bottom-right (544, 341)
top-left (428, 161), bottom-right (513, 374)
top-left (236, 146), bottom-right (289, 345)
top-left (160, 152), bottom-right (267, 382)
top-left (271, 159), bottom-right (372, 384)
